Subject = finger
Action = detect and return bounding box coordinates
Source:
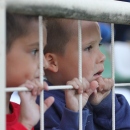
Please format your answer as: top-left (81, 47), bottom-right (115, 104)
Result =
top-left (82, 77), bottom-right (89, 91)
top-left (86, 80), bottom-right (98, 96)
top-left (18, 91), bottom-right (24, 97)
top-left (67, 78), bottom-right (83, 94)
top-left (93, 89), bottom-right (97, 94)
top-left (35, 80), bottom-right (44, 95)
top-left (37, 81), bottom-right (49, 95)
top-left (103, 78), bottom-right (114, 91)
top-left (24, 80), bottom-right (34, 90)
top-left (73, 78), bottom-right (83, 94)
top-left (43, 81), bottom-right (48, 91)
top-left (96, 77), bottom-right (105, 91)
top-left (44, 97), bottom-right (54, 112)
top-left (18, 80), bottom-right (34, 97)
top-left (90, 80), bottom-right (99, 90)
top-left (30, 80), bottom-right (38, 96)
top-left (66, 79), bottom-right (79, 89)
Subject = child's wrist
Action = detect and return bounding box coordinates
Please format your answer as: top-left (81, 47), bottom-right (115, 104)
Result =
top-left (19, 119), bottom-right (33, 130)
top-left (66, 105), bottom-right (79, 112)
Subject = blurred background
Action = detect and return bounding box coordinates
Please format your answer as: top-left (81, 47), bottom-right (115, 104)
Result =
top-left (99, 0), bottom-right (130, 104)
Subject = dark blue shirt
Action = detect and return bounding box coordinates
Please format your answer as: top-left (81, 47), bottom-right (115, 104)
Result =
top-left (35, 81), bottom-right (130, 130)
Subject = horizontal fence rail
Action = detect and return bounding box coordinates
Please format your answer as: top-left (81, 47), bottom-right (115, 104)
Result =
top-left (6, 0), bottom-right (130, 25)
top-left (5, 83), bottom-right (130, 92)
top-left (5, 85), bottom-right (73, 92)
top-left (115, 83), bottom-right (130, 87)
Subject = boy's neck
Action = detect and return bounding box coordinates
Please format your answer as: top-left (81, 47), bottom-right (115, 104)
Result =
top-left (6, 92), bottom-right (12, 114)
top-left (46, 75), bottom-right (65, 86)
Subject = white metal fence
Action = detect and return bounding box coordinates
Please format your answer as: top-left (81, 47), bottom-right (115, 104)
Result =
top-left (0, 0), bottom-right (6, 130)
top-left (1, 0), bottom-right (130, 130)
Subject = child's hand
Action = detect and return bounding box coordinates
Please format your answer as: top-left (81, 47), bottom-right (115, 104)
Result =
top-left (18, 80), bottom-right (54, 130)
top-left (89, 77), bottom-right (114, 105)
top-left (65, 78), bottom-right (98, 112)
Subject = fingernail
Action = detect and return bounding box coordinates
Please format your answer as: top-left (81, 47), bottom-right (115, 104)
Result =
top-left (26, 84), bottom-right (33, 89)
top-left (30, 85), bottom-right (34, 88)
top-left (33, 91), bottom-right (37, 95)
top-left (75, 85), bottom-right (78, 89)
top-left (94, 89), bottom-right (97, 93)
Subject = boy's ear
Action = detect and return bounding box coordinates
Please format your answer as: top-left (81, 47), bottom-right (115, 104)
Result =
top-left (45, 53), bottom-right (58, 72)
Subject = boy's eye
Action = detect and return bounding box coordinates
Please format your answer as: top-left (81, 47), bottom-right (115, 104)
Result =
top-left (99, 43), bottom-right (102, 46)
top-left (84, 45), bottom-right (92, 51)
top-left (31, 49), bottom-right (39, 55)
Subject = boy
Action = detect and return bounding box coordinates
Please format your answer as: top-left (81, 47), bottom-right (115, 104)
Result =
top-left (35, 19), bottom-right (130, 130)
top-left (6, 13), bottom-right (54, 130)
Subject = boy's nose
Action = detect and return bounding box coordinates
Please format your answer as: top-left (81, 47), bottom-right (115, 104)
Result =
top-left (43, 56), bottom-right (49, 69)
top-left (97, 51), bottom-right (106, 63)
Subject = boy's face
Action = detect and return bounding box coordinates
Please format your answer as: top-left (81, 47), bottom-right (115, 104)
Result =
top-left (6, 22), bottom-right (47, 87)
top-left (56, 21), bottom-right (105, 84)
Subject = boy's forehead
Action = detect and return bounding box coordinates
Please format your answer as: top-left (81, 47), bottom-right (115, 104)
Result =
top-left (64, 20), bottom-right (101, 38)
top-left (69, 21), bottom-right (101, 42)
top-left (74, 21), bottom-right (99, 30)
top-left (60, 19), bottom-right (99, 33)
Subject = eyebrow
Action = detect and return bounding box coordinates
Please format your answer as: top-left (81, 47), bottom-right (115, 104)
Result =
top-left (88, 39), bottom-right (102, 45)
top-left (27, 42), bottom-right (39, 47)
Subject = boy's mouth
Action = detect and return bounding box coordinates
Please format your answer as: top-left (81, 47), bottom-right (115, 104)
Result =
top-left (94, 70), bottom-right (104, 77)
top-left (94, 71), bottom-right (102, 76)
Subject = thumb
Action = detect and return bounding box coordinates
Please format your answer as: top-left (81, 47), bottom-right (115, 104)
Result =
top-left (44, 97), bottom-right (54, 112)
top-left (90, 80), bottom-right (99, 91)
top-left (87, 81), bottom-right (98, 96)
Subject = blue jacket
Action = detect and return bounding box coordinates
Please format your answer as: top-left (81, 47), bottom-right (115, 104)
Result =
top-left (35, 81), bottom-right (130, 130)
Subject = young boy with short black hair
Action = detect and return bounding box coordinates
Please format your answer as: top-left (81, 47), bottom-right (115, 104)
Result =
top-left (6, 13), bottom-right (54, 130)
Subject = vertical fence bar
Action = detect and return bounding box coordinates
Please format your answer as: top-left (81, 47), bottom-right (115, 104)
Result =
top-left (78, 20), bottom-right (82, 130)
top-left (111, 23), bottom-right (115, 130)
top-left (39, 16), bottom-right (44, 130)
top-left (0, 0), bottom-right (6, 129)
